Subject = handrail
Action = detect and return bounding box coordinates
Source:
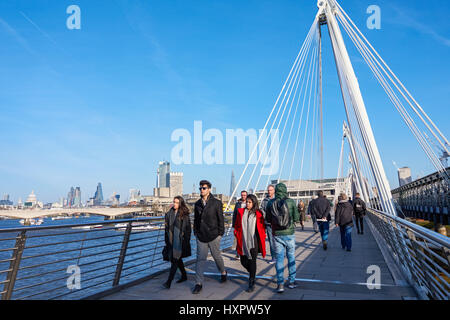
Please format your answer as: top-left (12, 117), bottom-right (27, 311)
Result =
top-left (366, 208), bottom-right (449, 300)
top-left (0, 213), bottom-right (234, 300)
top-left (369, 208), bottom-right (450, 247)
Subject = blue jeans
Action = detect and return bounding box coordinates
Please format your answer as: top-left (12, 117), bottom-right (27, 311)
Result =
top-left (317, 221), bottom-right (329, 242)
top-left (273, 234), bottom-right (296, 285)
top-left (340, 225), bottom-right (352, 250)
top-left (265, 225), bottom-right (276, 259)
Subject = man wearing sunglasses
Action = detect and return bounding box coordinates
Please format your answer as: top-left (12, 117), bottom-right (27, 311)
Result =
top-left (192, 180), bottom-right (227, 294)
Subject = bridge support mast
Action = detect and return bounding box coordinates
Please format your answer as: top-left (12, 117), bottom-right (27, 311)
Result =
top-left (318, 0), bottom-right (396, 215)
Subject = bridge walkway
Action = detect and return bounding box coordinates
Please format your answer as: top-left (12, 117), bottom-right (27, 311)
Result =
top-left (102, 219), bottom-right (417, 300)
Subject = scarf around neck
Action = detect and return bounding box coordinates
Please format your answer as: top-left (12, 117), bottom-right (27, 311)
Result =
top-left (242, 209), bottom-right (257, 258)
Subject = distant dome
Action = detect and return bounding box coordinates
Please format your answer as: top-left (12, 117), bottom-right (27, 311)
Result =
top-left (26, 190), bottom-right (37, 204)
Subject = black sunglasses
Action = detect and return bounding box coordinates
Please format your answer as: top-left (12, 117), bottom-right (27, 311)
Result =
top-left (199, 187), bottom-right (209, 191)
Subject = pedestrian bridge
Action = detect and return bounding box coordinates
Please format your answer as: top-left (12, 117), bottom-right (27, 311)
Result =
top-left (99, 218), bottom-right (417, 300)
top-left (0, 210), bottom-right (448, 300)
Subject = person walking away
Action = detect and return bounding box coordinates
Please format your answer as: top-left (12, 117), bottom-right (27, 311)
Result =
top-left (266, 183), bottom-right (300, 293)
top-left (260, 185), bottom-right (276, 264)
top-left (192, 180), bottom-right (227, 294)
top-left (297, 200), bottom-right (306, 231)
top-left (232, 191), bottom-right (248, 258)
top-left (353, 193), bottom-right (366, 235)
top-left (162, 196), bottom-right (191, 288)
top-left (310, 191), bottom-right (331, 250)
top-left (335, 193), bottom-right (354, 252)
top-left (234, 194), bottom-right (266, 292)
top-left (307, 196), bottom-right (319, 233)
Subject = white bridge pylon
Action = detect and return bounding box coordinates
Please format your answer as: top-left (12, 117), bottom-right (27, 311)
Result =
top-left (226, 0), bottom-right (449, 217)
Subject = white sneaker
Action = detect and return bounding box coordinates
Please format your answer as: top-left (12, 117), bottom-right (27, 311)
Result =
top-left (287, 282), bottom-right (297, 289)
top-left (276, 284), bottom-right (284, 293)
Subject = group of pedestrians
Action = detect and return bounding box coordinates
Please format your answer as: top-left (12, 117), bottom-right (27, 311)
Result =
top-left (162, 179), bottom-right (367, 294)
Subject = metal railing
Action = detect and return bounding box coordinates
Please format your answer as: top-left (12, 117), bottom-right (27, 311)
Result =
top-left (367, 208), bottom-right (450, 300)
top-left (0, 214), bottom-right (234, 300)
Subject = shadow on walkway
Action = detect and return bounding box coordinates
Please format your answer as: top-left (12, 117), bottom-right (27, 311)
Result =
top-left (102, 219), bottom-right (417, 300)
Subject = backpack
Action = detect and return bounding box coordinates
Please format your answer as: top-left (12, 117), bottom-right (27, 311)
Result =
top-left (270, 198), bottom-right (291, 230)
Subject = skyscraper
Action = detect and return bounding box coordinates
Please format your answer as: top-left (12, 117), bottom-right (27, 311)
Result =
top-left (157, 161), bottom-right (170, 188)
top-left (93, 183), bottom-right (104, 206)
top-left (169, 172), bottom-right (183, 197)
top-left (74, 187), bottom-right (82, 207)
top-left (398, 167), bottom-right (412, 187)
top-left (67, 187), bottom-right (75, 207)
top-left (229, 170), bottom-right (236, 197)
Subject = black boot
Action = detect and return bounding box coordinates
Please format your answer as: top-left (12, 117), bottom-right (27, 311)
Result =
top-left (246, 278), bottom-right (255, 292)
top-left (163, 280), bottom-right (171, 289)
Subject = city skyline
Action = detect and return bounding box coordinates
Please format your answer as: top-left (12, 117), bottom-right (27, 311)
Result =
top-left (0, 0), bottom-right (448, 203)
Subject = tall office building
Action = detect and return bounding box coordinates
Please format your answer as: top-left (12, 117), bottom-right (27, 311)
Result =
top-left (3, 194), bottom-right (10, 201)
top-left (157, 161), bottom-right (170, 188)
top-left (74, 187), bottom-right (82, 207)
top-left (169, 172), bottom-right (183, 198)
top-left (229, 170), bottom-right (236, 197)
top-left (93, 183), bottom-right (104, 206)
top-left (398, 167), bottom-right (412, 187)
top-left (67, 187), bottom-right (75, 207)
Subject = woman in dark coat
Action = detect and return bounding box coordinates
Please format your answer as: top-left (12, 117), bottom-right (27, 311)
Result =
top-left (163, 196), bottom-right (192, 289)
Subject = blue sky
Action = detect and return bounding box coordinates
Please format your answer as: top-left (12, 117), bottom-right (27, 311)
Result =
top-left (0, 0), bottom-right (448, 203)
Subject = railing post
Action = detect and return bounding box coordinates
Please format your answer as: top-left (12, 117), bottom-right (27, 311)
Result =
top-left (112, 222), bottom-right (132, 287)
top-left (2, 231), bottom-right (27, 300)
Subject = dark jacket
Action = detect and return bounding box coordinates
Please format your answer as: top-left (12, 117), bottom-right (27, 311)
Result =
top-left (353, 197), bottom-right (366, 216)
top-left (310, 196), bottom-right (331, 221)
top-left (260, 196), bottom-right (274, 226)
top-left (297, 202), bottom-right (306, 222)
top-left (164, 208), bottom-right (192, 260)
top-left (194, 194), bottom-right (225, 243)
top-left (266, 183), bottom-right (300, 236)
top-left (335, 200), bottom-right (354, 227)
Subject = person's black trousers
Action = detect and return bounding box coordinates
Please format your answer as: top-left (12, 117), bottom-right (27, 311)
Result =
top-left (355, 214), bottom-right (364, 233)
top-left (167, 258), bottom-right (187, 283)
top-left (240, 248), bottom-right (257, 280)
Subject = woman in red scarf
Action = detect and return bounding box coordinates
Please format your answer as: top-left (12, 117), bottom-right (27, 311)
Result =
top-left (234, 194), bottom-right (266, 292)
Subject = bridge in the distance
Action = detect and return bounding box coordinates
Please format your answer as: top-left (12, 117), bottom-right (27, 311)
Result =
top-left (0, 207), bottom-right (148, 220)
top-left (392, 167), bottom-right (450, 225)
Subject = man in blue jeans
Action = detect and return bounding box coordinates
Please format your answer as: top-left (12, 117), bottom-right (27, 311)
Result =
top-left (310, 190), bottom-right (331, 250)
top-left (260, 185), bottom-right (276, 264)
top-left (266, 183), bottom-right (300, 293)
top-left (335, 193), bottom-right (354, 251)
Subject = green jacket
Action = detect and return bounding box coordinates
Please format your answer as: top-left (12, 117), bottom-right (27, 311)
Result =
top-left (268, 183), bottom-right (300, 236)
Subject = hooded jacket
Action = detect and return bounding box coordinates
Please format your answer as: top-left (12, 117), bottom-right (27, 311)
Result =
top-left (335, 200), bottom-right (354, 227)
top-left (266, 183), bottom-right (300, 236)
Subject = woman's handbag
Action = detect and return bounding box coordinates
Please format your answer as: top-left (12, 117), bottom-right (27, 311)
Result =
top-left (162, 246), bottom-right (169, 261)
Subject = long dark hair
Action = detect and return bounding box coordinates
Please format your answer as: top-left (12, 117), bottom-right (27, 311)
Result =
top-left (174, 196), bottom-right (190, 218)
top-left (246, 194), bottom-right (259, 214)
